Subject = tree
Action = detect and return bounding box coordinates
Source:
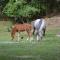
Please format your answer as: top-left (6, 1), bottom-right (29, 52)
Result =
top-left (3, 0), bottom-right (59, 22)
top-left (0, 0), bottom-right (9, 14)
top-left (2, 0), bottom-right (39, 22)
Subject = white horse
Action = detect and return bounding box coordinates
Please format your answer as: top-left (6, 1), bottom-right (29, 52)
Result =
top-left (31, 18), bottom-right (46, 41)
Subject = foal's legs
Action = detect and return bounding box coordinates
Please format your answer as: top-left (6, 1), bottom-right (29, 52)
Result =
top-left (16, 32), bottom-right (20, 41)
top-left (27, 30), bottom-right (33, 41)
top-left (11, 32), bottom-right (15, 40)
top-left (11, 34), bottom-right (15, 40)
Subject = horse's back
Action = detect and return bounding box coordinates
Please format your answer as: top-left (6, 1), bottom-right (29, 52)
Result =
top-left (39, 19), bottom-right (46, 30)
top-left (12, 23), bottom-right (32, 31)
top-left (31, 18), bottom-right (46, 34)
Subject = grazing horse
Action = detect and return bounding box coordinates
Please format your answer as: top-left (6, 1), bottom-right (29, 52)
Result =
top-left (11, 23), bottom-right (33, 41)
top-left (31, 18), bottom-right (46, 41)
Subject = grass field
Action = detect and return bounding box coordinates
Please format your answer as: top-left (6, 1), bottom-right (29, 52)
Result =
top-left (0, 27), bottom-right (60, 60)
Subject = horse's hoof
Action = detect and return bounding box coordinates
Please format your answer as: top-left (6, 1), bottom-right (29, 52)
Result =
top-left (27, 38), bottom-right (29, 40)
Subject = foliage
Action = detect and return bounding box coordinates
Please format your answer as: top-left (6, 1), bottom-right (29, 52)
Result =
top-left (3, 0), bottom-right (47, 18)
top-left (2, 0), bottom-right (60, 22)
top-left (0, 0), bottom-right (9, 12)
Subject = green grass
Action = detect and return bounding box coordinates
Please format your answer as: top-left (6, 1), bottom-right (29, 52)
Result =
top-left (0, 24), bottom-right (60, 60)
top-left (0, 29), bottom-right (60, 60)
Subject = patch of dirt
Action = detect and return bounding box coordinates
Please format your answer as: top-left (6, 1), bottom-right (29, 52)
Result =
top-left (46, 15), bottom-right (60, 29)
top-left (45, 15), bottom-right (60, 36)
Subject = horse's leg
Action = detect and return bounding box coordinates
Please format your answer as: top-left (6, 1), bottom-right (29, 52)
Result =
top-left (39, 30), bottom-right (43, 40)
top-left (43, 29), bottom-right (45, 36)
top-left (32, 27), bottom-right (35, 35)
top-left (36, 34), bottom-right (39, 41)
top-left (26, 30), bottom-right (33, 41)
top-left (16, 32), bottom-right (20, 42)
top-left (26, 31), bottom-right (30, 40)
top-left (36, 31), bottom-right (43, 41)
top-left (29, 32), bottom-right (33, 41)
top-left (43, 27), bottom-right (46, 36)
top-left (11, 32), bottom-right (15, 41)
top-left (11, 35), bottom-right (15, 40)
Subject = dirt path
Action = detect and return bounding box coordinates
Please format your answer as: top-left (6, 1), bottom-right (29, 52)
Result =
top-left (46, 15), bottom-right (60, 29)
